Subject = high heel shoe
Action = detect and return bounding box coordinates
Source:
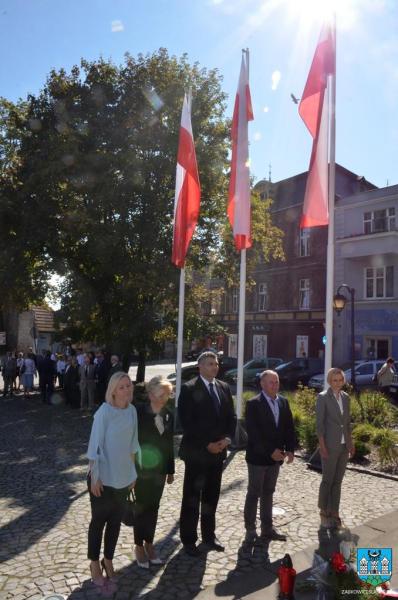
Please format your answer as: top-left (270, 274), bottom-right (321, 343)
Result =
top-left (89, 563), bottom-right (108, 593)
top-left (101, 558), bottom-right (118, 583)
top-left (135, 546), bottom-right (149, 569)
top-left (144, 542), bottom-right (163, 565)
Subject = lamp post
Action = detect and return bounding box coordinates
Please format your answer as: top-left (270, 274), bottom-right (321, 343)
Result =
top-left (333, 284), bottom-right (356, 391)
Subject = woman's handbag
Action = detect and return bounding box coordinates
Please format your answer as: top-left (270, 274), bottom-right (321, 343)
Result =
top-left (122, 489), bottom-right (137, 527)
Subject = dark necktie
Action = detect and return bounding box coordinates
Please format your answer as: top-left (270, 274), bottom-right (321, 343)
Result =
top-left (85, 366), bottom-right (88, 377)
top-left (209, 382), bottom-right (220, 414)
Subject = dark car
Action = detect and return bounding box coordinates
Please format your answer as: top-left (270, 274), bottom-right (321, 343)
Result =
top-left (167, 354), bottom-right (238, 386)
top-left (271, 357), bottom-right (325, 389)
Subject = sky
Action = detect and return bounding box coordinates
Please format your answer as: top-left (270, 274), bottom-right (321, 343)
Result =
top-left (0, 0), bottom-right (397, 189)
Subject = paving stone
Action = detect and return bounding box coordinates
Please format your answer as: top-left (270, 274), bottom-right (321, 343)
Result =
top-left (1, 395), bottom-right (398, 599)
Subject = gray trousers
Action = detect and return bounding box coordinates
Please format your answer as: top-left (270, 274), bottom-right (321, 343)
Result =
top-left (80, 381), bottom-right (96, 409)
top-left (318, 444), bottom-right (349, 514)
top-left (244, 462), bottom-right (280, 534)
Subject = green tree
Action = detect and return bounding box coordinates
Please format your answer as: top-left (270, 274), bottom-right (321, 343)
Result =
top-left (9, 50), bottom-right (230, 378)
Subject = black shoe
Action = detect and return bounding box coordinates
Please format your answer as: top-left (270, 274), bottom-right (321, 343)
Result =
top-left (183, 544), bottom-right (201, 557)
top-left (203, 537), bottom-right (225, 552)
top-left (261, 529), bottom-right (287, 542)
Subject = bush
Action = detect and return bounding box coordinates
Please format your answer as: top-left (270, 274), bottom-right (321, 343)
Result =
top-left (353, 440), bottom-right (371, 460)
top-left (352, 423), bottom-right (378, 444)
top-left (296, 415), bottom-right (318, 454)
top-left (294, 385), bottom-right (317, 417)
top-left (372, 429), bottom-right (398, 468)
top-left (351, 391), bottom-right (397, 428)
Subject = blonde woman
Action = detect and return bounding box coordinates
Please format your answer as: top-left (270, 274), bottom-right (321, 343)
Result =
top-left (86, 372), bottom-right (139, 593)
top-left (134, 376), bottom-right (175, 568)
top-left (316, 367), bottom-right (355, 528)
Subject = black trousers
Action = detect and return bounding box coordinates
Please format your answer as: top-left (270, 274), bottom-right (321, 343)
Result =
top-left (179, 459), bottom-right (223, 545)
top-left (87, 479), bottom-right (128, 561)
top-left (134, 472), bottom-right (166, 545)
top-left (40, 379), bottom-right (54, 403)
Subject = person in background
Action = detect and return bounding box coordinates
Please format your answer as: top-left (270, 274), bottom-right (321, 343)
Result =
top-left (95, 350), bottom-right (110, 404)
top-left (22, 351), bottom-right (37, 399)
top-left (16, 352), bottom-right (24, 392)
top-left (56, 354), bottom-right (66, 389)
top-left (38, 350), bottom-right (56, 404)
top-left (86, 372), bottom-right (139, 593)
top-left (1, 352), bottom-right (17, 398)
top-left (316, 367), bottom-right (355, 529)
top-left (377, 357), bottom-right (396, 396)
top-left (80, 354), bottom-right (97, 410)
top-left (64, 356), bottom-right (80, 408)
top-left (133, 376), bottom-right (175, 568)
top-left (108, 355), bottom-right (124, 382)
top-left (76, 348), bottom-right (85, 368)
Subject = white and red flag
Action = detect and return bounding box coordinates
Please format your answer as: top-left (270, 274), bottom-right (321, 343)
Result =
top-left (172, 93), bottom-right (201, 268)
top-left (299, 23), bottom-right (335, 228)
top-left (228, 50), bottom-right (254, 250)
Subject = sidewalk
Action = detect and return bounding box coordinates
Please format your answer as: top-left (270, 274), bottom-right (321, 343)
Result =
top-left (197, 509), bottom-right (398, 599)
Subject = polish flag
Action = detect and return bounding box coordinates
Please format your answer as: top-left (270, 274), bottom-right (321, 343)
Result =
top-left (172, 93), bottom-right (201, 268)
top-left (299, 23), bottom-right (335, 228)
top-left (228, 52), bottom-right (254, 251)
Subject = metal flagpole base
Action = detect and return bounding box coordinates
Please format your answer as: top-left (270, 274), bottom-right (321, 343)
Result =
top-left (306, 447), bottom-right (322, 471)
top-left (231, 419), bottom-right (247, 450)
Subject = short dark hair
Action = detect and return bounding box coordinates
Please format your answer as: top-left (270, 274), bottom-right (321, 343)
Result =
top-left (198, 351), bottom-right (218, 364)
top-left (387, 357), bottom-right (394, 364)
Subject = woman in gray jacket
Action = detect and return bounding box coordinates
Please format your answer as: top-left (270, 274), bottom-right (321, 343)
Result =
top-left (316, 367), bottom-right (355, 528)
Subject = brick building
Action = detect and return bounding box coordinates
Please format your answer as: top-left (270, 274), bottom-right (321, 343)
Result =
top-left (215, 165), bottom-right (376, 361)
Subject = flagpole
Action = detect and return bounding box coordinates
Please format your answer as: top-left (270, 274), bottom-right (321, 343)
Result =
top-left (236, 248), bottom-right (246, 422)
top-left (323, 15), bottom-right (336, 387)
top-left (175, 266), bottom-right (185, 409)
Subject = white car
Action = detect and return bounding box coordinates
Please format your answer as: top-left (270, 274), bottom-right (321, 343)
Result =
top-left (308, 360), bottom-right (384, 391)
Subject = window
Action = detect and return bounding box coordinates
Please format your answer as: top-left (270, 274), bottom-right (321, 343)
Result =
top-left (258, 283), bottom-right (268, 311)
top-left (299, 228), bottom-right (310, 257)
top-left (363, 207), bottom-right (395, 234)
top-left (232, 287), bottom-right (238, 313)
top-left (365, 266), bottom-right (394, 299)
top-left (299, 278), bottom-right (310, 309)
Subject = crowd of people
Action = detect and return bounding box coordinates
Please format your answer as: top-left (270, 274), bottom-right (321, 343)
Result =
top-left (0, 347), bottom-right (125, 408)
top-left (84, 350), bottom-right (358, 595)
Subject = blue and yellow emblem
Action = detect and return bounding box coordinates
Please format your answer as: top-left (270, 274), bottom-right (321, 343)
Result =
top-left (357, 547), bottom-right (392, 587)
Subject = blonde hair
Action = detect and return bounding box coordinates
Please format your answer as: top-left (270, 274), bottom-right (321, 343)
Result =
top-left (146, 375), bottom-right (173, 398)
top-left (106, 371), bottom-right (133, 406)
top-left (326, 367), bottom-right (346, 385)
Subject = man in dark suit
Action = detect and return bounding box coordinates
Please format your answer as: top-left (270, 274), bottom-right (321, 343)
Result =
top-left (244, 369), bottom-right (295, 544)
top-left (178, 351), bottom-right (236, 556)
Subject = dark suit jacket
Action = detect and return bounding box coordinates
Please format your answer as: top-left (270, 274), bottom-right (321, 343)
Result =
top-left (136, 402), bottom-right (175, 475)
top-left (178, 376), bottom-right (236, 464)
top-left (245, 392), bottom-right (295, 466)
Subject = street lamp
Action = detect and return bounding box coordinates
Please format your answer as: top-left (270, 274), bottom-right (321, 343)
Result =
top-left (333, 284), bottom-right (356, 391)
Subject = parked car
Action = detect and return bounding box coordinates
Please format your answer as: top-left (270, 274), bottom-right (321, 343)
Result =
top-left (268, 357), bottom-right (325, 389)
top-left (308, 360), bottom-right (386, 391)
top-left (225, 357), bottom-right (284, 387)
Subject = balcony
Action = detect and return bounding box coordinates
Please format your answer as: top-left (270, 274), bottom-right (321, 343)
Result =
top-left (336, 230), bottom-right (398, 259)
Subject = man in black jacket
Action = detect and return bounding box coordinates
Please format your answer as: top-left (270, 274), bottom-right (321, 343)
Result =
top-left (244, 369), bottom-right (295, 544)
top-left (178, 351), bottom-right (236, 556)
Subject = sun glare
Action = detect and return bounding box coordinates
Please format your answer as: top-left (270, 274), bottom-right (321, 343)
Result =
top-left (285, 0), bottom-right (358, 32)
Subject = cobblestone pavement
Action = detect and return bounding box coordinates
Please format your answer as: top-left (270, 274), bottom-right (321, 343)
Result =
top-left (1, 394), bottom-right (398, 600)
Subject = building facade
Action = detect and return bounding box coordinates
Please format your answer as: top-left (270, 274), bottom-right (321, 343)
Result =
top-left (215, 165), bottom-right (376, 362)
top-left (334, 184), bottom-right (398, 364)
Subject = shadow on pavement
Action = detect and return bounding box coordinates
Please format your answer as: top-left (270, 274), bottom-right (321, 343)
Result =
top-left (0, 394), bottom-right (92, 562)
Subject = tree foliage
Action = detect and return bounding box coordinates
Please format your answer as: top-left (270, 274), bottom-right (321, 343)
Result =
top-left (0, 49), bottom-right (284, 375)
